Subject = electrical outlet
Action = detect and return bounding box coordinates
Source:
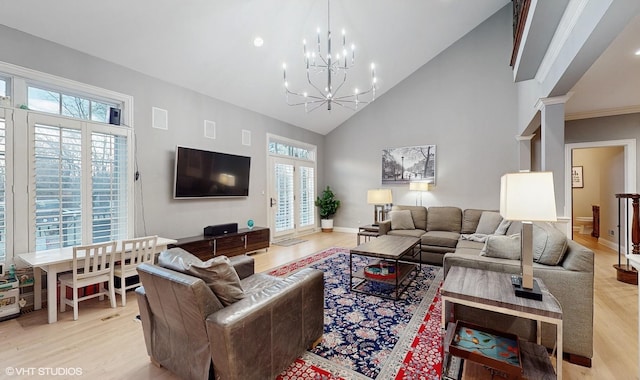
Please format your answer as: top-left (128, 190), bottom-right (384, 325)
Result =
top-left (609, 230), bottom-right (615, 236)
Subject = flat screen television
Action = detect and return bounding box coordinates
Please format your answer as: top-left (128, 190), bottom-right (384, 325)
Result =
top-left (173, 146), bottom-right (251, 198)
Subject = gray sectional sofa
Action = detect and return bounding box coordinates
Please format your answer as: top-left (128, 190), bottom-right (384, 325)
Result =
top-left (378, 205), bottom-right (594, 366)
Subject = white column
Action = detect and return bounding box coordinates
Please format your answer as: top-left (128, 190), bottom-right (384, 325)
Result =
top-left (535, 95), bottom-right (571, 217)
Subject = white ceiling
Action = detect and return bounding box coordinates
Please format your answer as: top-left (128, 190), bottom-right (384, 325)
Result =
top-left (565, 13), bottom-right (640, 119)
top-left (0, 0), bottom-right (637, 134)
top-left (0, 0), bottom-right (510, 135)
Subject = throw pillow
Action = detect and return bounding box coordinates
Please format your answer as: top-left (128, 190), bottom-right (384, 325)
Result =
top-left (159, 248), bottom-right (245, 306)
top-left (533, 222), bottom-right (568, 266)
top-left (389, 210), bottom-right (415, 230)
top-left (475, 211), bottom-right (503, 234)
top-left (494, 219), bottom-right (512, 235)
top-left (480, 234), bottom-right (521, 260)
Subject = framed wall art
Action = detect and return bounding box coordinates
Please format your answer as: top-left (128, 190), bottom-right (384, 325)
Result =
top-left (572, 166), bottom-right (583, 188)
top-left (382, 145), bottom-right (436, 184)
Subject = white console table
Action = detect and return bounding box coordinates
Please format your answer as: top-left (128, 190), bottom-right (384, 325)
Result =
top-left (18, 237), bottom-right (176, 323)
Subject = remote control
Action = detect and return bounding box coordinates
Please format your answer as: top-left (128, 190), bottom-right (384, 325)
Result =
top-left (511, 275), bottom-right (522, 287)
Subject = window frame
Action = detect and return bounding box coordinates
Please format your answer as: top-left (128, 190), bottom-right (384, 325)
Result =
top-left (0, 60), bottom-right (134, 260)
top-left (0, 108), bottom-right (13, 262)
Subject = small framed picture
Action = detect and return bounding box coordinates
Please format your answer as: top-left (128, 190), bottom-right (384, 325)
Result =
top-left (572, 166), bottom-right (583, 188)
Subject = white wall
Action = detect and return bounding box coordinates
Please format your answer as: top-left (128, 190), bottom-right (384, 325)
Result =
top-left (0, 24), bottom-right (325, 243)
top-left (323, 5), bottom-right (519, 228)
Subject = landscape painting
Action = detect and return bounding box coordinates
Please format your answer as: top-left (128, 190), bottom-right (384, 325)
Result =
top-left (382, 145), bottom-right (436, 184)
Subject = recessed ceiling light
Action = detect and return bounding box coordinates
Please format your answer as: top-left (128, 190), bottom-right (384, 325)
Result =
top-left (254, 37), bottom-right (264, 47)
top-left (635, 49), bottom-right (640, 56)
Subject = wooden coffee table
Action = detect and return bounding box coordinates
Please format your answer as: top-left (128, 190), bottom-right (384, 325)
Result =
top-left (349, 235), bottom-right (421, 300)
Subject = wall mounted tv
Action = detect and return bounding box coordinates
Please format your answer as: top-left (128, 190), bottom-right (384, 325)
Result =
top-left (173, 146), bottom-right (251, 198)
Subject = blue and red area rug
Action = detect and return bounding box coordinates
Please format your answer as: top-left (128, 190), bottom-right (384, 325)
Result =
top-left (271, 247), bottom-right (444, 379)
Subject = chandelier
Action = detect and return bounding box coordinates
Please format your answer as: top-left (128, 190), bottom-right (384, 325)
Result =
top-left (283, 0), bottom-right (377, 112)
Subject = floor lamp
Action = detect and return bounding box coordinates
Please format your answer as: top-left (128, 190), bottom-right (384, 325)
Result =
top-left (500, 171), bottom-right (557, 301)
top-left (409, 182), bottom-right (430, 206)
top-left (367, 189), bottom-right (392, 226)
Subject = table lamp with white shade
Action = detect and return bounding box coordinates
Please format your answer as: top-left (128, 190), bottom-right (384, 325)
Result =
top-left (409, 182), bottom-right (430, 206)
top-left (367, 189), bottom-right (392, 226)
top-left (500, 171), bottom-right (557, 301)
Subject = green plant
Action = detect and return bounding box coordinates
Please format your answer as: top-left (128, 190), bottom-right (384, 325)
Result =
top-left (315, 186), bottom-right (341, 219)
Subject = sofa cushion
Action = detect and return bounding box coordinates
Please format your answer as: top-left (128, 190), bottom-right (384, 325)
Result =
top-left (389, 210), bottom-right (415, 230)
top-left (480, 234), bottom-right (521, 260)
top-left (494, 219), bottom-right (512, 235)
top-left (422, 230), bottom-right (460, 248)
top-left (475, 211), bottom-right (503, 234)
top-left (388, 229), bottom-right (426, 238)
top-left (533, 222), bottom-right (568, 266)
top-left (426, 207), bottom-right (462, 232)
top-left (461, 209), bottom-right (484, 234)
top-left (158, 248), bottom-right (245, 306)
top-left (391, 205), bottom-right (427, 230)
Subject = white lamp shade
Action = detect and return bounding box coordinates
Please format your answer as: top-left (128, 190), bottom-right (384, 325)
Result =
top-left (367, 189), bottom-right (393, 205)
top-left (409, 182), bottom-right (430, 191)
top-left (500, 172), bottom-right (557, 222)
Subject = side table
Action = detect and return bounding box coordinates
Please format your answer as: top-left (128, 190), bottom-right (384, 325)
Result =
top-left (357, 224), bottom-right (380, 245)
top-left (441, 266), bottom-right (563, 379)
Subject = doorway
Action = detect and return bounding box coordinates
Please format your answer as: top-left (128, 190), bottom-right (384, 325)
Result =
top-left (266, 135), bottom-right (317, 241)
top-left (565, 139), bottom-right (637, 251)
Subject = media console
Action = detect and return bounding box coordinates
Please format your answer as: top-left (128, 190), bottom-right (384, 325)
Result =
top-left (169, 227), bottom-right (270, 261)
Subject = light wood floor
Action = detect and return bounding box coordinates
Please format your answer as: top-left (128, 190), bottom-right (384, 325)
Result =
top-left (0, 232), bottom-right (636, 379)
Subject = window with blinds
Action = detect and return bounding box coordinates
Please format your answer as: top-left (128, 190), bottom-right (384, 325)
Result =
top-left (274, 162), bottom-right (294, 233)
top-left (33, 124), bottom-right (83, 250)
top-left (91, 132), bottom-right (128, 242)
top-left (32, 121), bottom-right (130, 251)
top-left (0, 116), bottom-right (6, 261)
top-left (299, 166), bottom-right (315, 227)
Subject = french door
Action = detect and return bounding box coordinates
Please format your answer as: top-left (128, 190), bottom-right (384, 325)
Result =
top-left (269, 157), bottom-right (316, 239)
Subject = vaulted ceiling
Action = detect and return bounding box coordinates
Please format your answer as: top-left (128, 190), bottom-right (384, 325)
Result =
top-left (0, 0), bottom-right (637, 134)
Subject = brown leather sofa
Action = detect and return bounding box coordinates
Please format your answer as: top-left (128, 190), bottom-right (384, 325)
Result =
top-left (136, 251), bottom-right (324, 380)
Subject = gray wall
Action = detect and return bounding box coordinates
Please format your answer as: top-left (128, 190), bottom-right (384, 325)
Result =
top-left (324, 5), bottom-right (519, 228)
top-left (0, 24), bottom-right (325, 241)
top-left (566, 113), bottom-right (640, 189)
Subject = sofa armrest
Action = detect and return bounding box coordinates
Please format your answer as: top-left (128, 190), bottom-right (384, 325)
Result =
top-left (206, 268), bottom-right (324, 380)
top-left (229, 254), bottom-right (255, 279)
top-left (378, 220), bottom-right (391, 235)
top-left (135, 286), bottom-right (153, 358)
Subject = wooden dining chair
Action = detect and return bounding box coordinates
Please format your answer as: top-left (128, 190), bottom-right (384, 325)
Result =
top-left (59, 241), bottom-right (118, 320)
top-left (114, 235), bottom-right (158, 306)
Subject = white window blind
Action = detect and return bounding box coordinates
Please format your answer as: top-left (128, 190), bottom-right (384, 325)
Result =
top-left (299, 166), bottom-right (315, 227)
top-left (33, 123), bottom-right (83, 250)
top-left (91, 132), bottom-right (128, 242)
top-left (31, 117), bottom-right (131, 252)
top-left (274, 163), bottom-right (294, 233)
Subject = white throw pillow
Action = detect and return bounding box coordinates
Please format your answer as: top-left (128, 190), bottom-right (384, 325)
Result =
top-left (389, 210), bottom-right (415, 230)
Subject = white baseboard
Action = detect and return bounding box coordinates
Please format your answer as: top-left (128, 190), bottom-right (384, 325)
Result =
top-left (598, 238), bottom-right (619, 252)
top-left (333, 226), bottom-right (359, 234)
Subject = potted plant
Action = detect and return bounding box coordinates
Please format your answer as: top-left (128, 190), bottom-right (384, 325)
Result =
top-left (315, 186), bottom-right (341, 232)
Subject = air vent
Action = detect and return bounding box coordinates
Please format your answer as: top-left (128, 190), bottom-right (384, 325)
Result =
top-left (204, 120), bottom-right (216, 139)
top-left (152, 107), bottom-right (168, 130)
top-left (242, 130), bottom-right (251, 146)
